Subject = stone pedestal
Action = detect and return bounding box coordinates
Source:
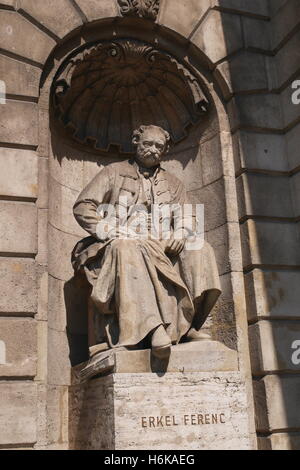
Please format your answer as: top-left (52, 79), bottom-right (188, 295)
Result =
top-left (69, 342), bottom-right (254, 450)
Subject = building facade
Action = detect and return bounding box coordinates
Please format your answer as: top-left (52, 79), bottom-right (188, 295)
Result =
top-left (0, 0), bottom-right (299, 450)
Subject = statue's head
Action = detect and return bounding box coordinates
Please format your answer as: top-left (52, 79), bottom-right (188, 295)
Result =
top-left (132, 125), bottom-right (170, 169)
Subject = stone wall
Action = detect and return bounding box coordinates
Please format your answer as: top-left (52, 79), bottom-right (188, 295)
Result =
top-left (215, 0), bottom-right (300, 450)
top-left (0, 0), bottom-right (298, 450)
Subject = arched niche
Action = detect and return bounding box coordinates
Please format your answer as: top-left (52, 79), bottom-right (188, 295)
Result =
top-left (40, 18), bottom-right (245, 369)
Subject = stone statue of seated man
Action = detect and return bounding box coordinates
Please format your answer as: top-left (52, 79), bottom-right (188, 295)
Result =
top-left (72, 125), bottom-right (221, 359)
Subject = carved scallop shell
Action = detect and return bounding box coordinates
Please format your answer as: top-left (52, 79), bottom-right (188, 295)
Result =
top-left (53, 40), bottom-right (209, 153)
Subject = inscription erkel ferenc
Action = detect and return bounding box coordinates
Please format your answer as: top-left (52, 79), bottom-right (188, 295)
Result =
top-left (141, 413), bottom-right (226, 428)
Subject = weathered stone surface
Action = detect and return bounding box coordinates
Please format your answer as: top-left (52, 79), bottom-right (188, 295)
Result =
top-left (286, 122), bottom-right (300, 172)
top-left (0, 318), bottom-right (37, 377)
top-left (37, 157), bottom-right (49, 209)
top-left (0, 201), bottom-right (37, 254)
top-left (249, 320), bottom-right (300, 375)
top-left (241, 220), bottom-right (300, 268)
top-left (18, 0), bottom-right (82, 38)
top-left (237, 173), bottom-right (293, 219)
top-left (75, 0), bottom-right (119, 21)
top-left (213, 0), bottom-right (269, 17)
top-left (0, 11), bottom-right (55, 64)
top-left (47, 327), bottom-right (71, 386)
top-left (269, 0), bottom-right (288, 16)
top-left (207, 222), bottom-right (242, 275)
top-left (46, 385), bottom-right (69, 446)
top-left (245, 269), bottom-right (300, 322)
top-left (0, 100), bottom-right (38, 145)
top-left (271, 0), bottom-right (300, 49)
top-left (0, 148), bottom-right (38, 199)
top-left (0, 382), bottom-right (37, 445)
top-left (48, 274), bottom-right (89, 334)
top-left (0, 258), bottom-right (37, 313)
top-left (215, 52), bottom-right (268, 95)
top-left (0, 0), bottom-right (16, 7)
top-left (192, 10), bottom-right (243, 64)
top-left (158, 0), bottom-right (210, 38)
top-left (49, 142), bottom-right (84, 191)
top-left (254, 375), bottom-right (300, 433)
top-left (228, 95), bottom-right (283, 131)
top-left (233, 131), bottom-right (289, 173)
top-left (70, 371), bottom-right (253, 450)
top-left (200, 133), bottom-right (225, 185)
top-left (291, 172), bottom-right (300, 218)
top-left (274, 31), bottom-right (300, 88)
top-left (0, 53), bottom-right (40, 97)
top-left (243, 17), bottom-right (271, 51)
top-left (260, 432), bottom-right (300, 450)
top-left (166, 146), bottom-right (202, 191)
top-left (49, 175), bottom-right (86, 237)
top-left (74, 341), bottom-right (238, 382)
top-left (48, 224), bottom-right (80, 281)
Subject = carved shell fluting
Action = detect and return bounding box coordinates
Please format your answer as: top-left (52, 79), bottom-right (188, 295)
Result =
top-left (118, 0), bottom-right (160, 20)
top-left (53, 40), bottom-right (209, 153)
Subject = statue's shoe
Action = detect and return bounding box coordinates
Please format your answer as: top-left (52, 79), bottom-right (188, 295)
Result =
top-left (151, 325), bottom-right (172, 358)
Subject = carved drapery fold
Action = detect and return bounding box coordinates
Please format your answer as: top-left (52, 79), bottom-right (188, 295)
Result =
top-left (117, 0), bottom-right (160, 20)
top-left (53, 39), bottom-right (209, 153)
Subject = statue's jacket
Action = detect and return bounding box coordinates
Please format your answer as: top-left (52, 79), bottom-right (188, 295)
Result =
top-left (72, 159), bottom-right (221, 347)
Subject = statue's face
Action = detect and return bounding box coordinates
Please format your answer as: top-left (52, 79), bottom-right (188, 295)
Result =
top-left (135, 128), bottom-right (167, 168)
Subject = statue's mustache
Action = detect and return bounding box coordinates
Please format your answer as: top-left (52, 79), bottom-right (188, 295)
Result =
top-left (141, 151), bottom-right (160, 159)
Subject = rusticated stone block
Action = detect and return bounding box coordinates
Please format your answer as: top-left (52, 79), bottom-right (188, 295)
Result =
top-left (249, 320), bottom-right (300, 375)
top-left (18, 0), bottom-right (82, 39)
top-left (286, 122), bottom-right (300, 171)
top-left (213, 0), bottom-right (269, 17)
top-left (0, 11), bottom-right (55, 64)
top-left (274, 31), bottom-right (300, 88)
top-left (0, 258), bottom-right (37, 313)
top-left (0, 201), bottom-right (37, 254)
top-left (0, 148), bottom-right (38, 199)
top-left (75, 0), bottom-right (119, 21)
top-left (271, 0), bottom-right (300, 49)
top-left (0, 382), bottom-right (37, 445)
top-left (70, 371), bottom-right (254, 450)
top-left (228, 94), bottom-right (283, 131)
top-left (243, 17), bottom-right (271, 51)
top-left (236, 173), bottom-right (293, 220)
top-left (0, 53), bottom-right (40, 97)
top-left (262, 433), bottom-right (300, 450)
top-left (241, 220), bottom-right (300, 268)
top-left (233, 131), bottom-right (288, 173)
top-left (245, 269), bottom-right (300, 322)
top-left (215, 52), bottom-right (268, 95)
top-left (47, 327), bottom-right (71, 386)
top-left (254, 375), bottom-right (300, 433)
top-left (0, 318), bottom-right (37, 377)
top-left (158, 0), bottom-right (210, 38)
top-left (0, 100), bottom-right (38, 146)
top-left (192, 10), bottom-right (243, 64)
